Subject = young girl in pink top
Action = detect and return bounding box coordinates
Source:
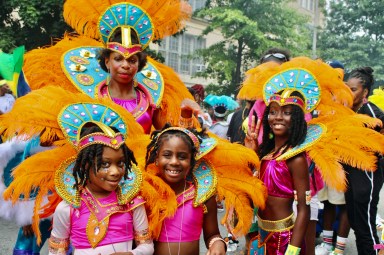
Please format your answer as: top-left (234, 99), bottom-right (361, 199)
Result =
top-left (48, 103), bottom-right (154, 255)
top-left (145, 124), bottom-right (227, 255)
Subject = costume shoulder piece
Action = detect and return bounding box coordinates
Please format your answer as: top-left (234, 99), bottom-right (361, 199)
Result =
top-left (61, 47), bottom-right (164, 107)
top-left (192, 159), bottom-right (217, 207)
top-left (276, 123), bottom-right (325, 161)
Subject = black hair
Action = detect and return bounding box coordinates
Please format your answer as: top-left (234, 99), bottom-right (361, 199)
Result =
top-left (145, 123), bottom-right (204, 172)
top-left (347, 67), bottom-right (375, 95)
top-left (258, 91), bottom-right (307, 158)
top-left (72, 125), bottom-right (137, 190)
top-left (188, 87), bottom-right (196, 97)
top-left (98, 28), bottom-right (147, 72)
top-left (259, 48), bottom-right (291, 64)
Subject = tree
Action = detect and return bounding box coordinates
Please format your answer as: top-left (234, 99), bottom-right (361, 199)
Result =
top-left (317, 0), bottom-right (384, 85)
top-left (0, 0), bottom-right (69, 52)
top-left (193, 0), bottom-right (312, 96)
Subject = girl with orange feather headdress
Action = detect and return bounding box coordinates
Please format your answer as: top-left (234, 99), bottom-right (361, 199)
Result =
top-left (22, 0), bottom-right (195, 134)
top-left (238, 57), bottom-right (384, 255)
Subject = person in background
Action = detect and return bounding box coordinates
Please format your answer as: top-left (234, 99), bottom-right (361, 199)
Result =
top-left (344, 67), bottom-right (384, 255)
top-left (204, 95), bottom-right (239, 140)
top-left (227, 100), bottom-right (255, 144)
top-left (0, 78), bottom-right (15, 115)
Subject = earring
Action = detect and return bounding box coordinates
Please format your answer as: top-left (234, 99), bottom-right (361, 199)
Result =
top-left (155, 161), bottom-right (158, 166)
top-left (268, 132), bottom-right (274, 139)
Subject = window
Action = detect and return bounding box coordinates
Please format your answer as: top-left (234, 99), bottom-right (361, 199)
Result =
top-left (300, 0), bottom-right (314, 11)
top-left (159, 34), bottom-right (206, 76)
top-left (188, 0), bottom-right (206, 12)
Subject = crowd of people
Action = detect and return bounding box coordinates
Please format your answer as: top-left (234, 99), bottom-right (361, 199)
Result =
top-left (0, 1), bottom-right (383, 255)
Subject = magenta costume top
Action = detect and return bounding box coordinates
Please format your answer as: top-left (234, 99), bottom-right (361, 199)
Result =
top-left (260, 151), bottom-right (323, 198)
top-left (260, 156), bottom-right (294, 199)
top-left (70, 190), bottom-right (145, 249)
top-left (99, 82), bottom-right (154, 134)
top-left (158, 184), bottom-right (204, 242)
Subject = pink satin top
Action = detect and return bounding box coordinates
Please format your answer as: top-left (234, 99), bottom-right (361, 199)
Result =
top-left (158, 185), bottom-right (204, 242)
top-left (70, 190), bottom-right (144, 249)
top-left (99, 82), bottom-right (154, 134)
top-left (260, 157), bottom-right (294, 198)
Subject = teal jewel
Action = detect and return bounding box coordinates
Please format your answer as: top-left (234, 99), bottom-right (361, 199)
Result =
top-left (88, 137), bottom-right (94, 142)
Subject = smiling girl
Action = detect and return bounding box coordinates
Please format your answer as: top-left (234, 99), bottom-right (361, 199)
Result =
top-left (48, 123), bottom-right (154, 255)
top-left (247, 90), bottom-right (310, 255)
top-left (145, 124), bottom-right (227, 255)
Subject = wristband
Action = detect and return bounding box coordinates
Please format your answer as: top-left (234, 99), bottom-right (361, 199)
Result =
top-left (285, 244), bottom-right (301, 255)
top-left (208, 236), bottom-right (227, 252)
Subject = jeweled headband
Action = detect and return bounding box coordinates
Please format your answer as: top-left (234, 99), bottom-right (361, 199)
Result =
top-left (267, 89), bottom-right (305, 111)
top-left (77, 123), bottom-right (125, 151)
top-left (156, 127), bottom-right (200, 153)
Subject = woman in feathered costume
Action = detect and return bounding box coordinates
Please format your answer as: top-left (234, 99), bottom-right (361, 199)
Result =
top-left (239, 57), bottom-right (384, 255)
top-left (22, 0), bottom-right (195, 134)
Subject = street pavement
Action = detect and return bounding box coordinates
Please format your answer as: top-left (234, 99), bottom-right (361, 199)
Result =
top-left (0, 188), bottom-right (383, 255)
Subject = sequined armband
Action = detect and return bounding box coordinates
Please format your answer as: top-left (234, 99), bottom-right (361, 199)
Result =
top-left (134, 228), bottom-right (152, 244)
top-left (48, 236), bottom-right (70, 254)
top-left (293, 190), bottom-right (311, 205)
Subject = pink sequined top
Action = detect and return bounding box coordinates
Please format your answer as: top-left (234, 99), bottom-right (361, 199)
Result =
top-left (158, 185), bottom-right (204, 242)
top-left (99, 82), bottom-right (154, 134)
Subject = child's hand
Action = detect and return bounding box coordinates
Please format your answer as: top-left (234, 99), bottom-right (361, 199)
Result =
top-left (244, 115), bottom-right (260, 152)
top-left (206, 240), bottom-right (226, 255)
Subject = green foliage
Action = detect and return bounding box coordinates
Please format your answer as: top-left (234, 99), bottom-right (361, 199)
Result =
top-left (317, 0), bottom-right (384, 85)
top-left (0, 0), bottom-right (69, 52)
top-left (193, 0), bottom-right (311, 96)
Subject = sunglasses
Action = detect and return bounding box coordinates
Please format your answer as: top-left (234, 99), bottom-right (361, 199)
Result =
top-left (262, 53), bottom-right (288, 62)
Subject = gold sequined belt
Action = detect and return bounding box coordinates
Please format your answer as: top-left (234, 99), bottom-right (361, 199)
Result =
top-left (257, 213), bottom-right (295, 232)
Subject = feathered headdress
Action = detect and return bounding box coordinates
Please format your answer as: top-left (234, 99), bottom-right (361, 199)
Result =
top-left (63, 0), bottom-right (191, 58)
top-left (204, 94), bottom-right (239, 117)
top-left (238, 57), bottom-right (384, 191)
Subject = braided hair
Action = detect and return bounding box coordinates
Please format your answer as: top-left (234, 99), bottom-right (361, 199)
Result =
top-left (145, 123), bottom-right (204, 171)
top-left (347, 67), bottom-right (375, 95)
top-left (258, 91), bottom-right (307, 158)
top-left (72, 125), bottom-right (137, 190)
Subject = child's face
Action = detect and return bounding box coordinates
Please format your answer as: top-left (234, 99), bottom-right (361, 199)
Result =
top-left (87, 147), bottom-right (126, 198)
top-left (156, 135), bottom-right (192, 185)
